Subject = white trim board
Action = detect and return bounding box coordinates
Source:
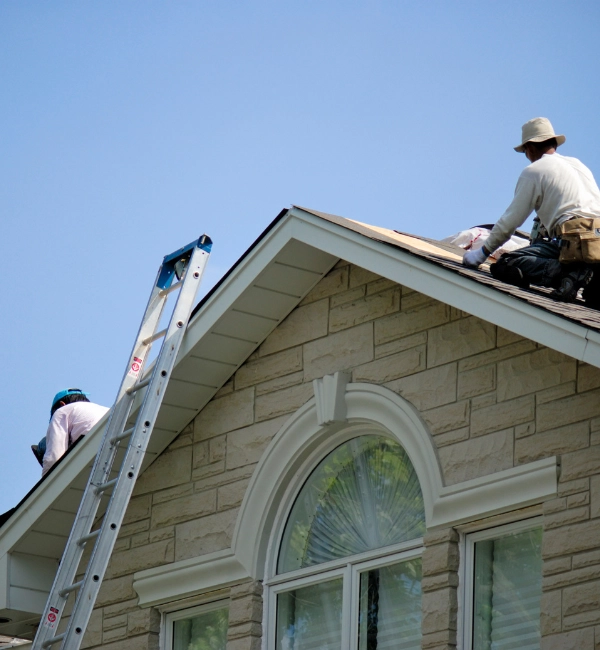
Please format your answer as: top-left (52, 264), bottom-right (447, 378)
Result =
top-left (0, 413), bottom-right (109, 558)
top-left (430, 457), bottom-right (557, 529)
top-left (134, 549), bottom-right (247, 609)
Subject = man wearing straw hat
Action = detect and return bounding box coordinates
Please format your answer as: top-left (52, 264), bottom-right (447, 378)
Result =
top-left (462, 117), bottom-right (600, 305)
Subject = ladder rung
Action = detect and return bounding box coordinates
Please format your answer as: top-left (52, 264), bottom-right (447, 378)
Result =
top-left (142, 328), bottom-right (167, 346)
top-left (159, 279), bottom-right (183, 297)
top-left (109, 427), bottom-right (135, 444)
top-left (77, 529), bottom-right (100, 547)
top-left (59, 580), bottom-right (83, 597)
top-left (42, 633), bottom-right (65, 648)
top-left (95, 478), bottom-right (118, 494)
top-left (126, 374), bottom-right (152, 395)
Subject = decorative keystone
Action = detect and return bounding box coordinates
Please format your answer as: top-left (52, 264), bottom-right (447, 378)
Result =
top-left (313, 372), bottom-right (351, 426)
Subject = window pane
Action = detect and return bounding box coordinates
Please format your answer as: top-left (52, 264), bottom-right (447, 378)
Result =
top-left (173, 606), bottom-right (229, 650)
top-left (276, 578), bottom-right (343, 650)
top-left (278, 436), bottom-right (425, 573)
top-left (359, 558), bottom-right (422, 650)
top-left (473, 528), bottom-right (542, 650)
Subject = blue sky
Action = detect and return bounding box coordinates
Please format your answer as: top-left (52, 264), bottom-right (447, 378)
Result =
top-left (1, 1), bottom-right (599, 512)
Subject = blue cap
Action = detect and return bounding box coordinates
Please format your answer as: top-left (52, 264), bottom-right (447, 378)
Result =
top-left (50, 388), bottom-right (90, 420)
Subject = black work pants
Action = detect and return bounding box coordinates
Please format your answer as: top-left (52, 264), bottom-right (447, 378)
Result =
top-left (491, 240), bottom-right (563, 288)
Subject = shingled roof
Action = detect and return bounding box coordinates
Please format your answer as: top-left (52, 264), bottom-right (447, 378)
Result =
top-left (297, 206), bottom-right (600, 332)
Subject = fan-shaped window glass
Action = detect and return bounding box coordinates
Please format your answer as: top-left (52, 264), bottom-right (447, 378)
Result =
top-left (278, 436), bottom-right (425, 574)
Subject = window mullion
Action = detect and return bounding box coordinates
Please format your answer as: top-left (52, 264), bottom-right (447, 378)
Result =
top-left (344, 563), bottom-right (355, 650)
top-left (462, 534), bottom-right (476, 650)
top-left (266, 584), bottom-right (276, 650)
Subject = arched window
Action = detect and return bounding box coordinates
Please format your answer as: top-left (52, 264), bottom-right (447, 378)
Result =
top-left (269, 435), bottom-right (426, 650)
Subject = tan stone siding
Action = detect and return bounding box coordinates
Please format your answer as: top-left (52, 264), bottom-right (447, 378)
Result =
top-left (421, 529), bottom-right (459, 650)
top-left (85, 261), bottom-right (600, 650)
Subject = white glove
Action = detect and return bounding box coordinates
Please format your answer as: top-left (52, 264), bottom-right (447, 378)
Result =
top-left (462, 247), bottom-right (488, 268)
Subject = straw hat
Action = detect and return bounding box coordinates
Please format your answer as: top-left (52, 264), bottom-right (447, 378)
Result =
top-left (514, 117), bottom-right (565, 152)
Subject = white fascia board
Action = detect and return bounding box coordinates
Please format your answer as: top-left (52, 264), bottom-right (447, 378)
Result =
top-left (287, 208), bottom-right (600, 367)
top-left (583, 328), bottom-right (600, 367)
top-left (430, 456), bottom-right (558, 529)
top-left (133, 549), bottom-right (249, 608)
top-left (0, 554), bottom-right (7, 609)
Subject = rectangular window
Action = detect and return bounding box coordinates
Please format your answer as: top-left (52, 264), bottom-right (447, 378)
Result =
top-left (165, 601), bottom-right (229, 650)
top-left (270, 550), bottom-right (422, 650)
top-left (465, 522), bottom-right (542, 650)
top-left (358, 558), bottom-right (422, 650)
top-left (276, 577), bottom-right (344, 650)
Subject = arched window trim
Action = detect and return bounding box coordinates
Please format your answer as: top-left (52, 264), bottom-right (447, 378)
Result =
top-left (232, 381), bottom-right (443, 583)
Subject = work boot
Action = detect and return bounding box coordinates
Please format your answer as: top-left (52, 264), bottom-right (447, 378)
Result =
top-left (551, 267), bottom-right (593, 303)
top-left (31, 444), bottom-right (44, 466)
top-left (582, 268), bottom-right (600, 309)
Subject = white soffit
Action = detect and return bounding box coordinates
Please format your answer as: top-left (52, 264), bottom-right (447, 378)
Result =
top-left (166, 236), bottom-right (339, 426)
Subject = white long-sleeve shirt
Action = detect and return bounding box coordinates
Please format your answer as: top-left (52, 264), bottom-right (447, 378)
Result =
top-left (486, 153), bottom-right (600, 253)
top-left (42, 402), bottom-right (109, 476)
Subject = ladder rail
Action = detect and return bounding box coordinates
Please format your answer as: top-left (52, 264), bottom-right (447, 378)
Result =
top-left (32, 235), bottom-right (211, 650)
top-left (61, 243), bottom-right (210, 644)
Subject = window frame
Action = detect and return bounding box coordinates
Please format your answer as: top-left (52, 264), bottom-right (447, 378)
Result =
top-left (264, 430), bottom-right (427, 650)
top-left (267, 544), bottom-right (423, 650)
top-left (162, 598), bottom-right (229, 650)
top-left (461, 517), bottom-right (543, 650)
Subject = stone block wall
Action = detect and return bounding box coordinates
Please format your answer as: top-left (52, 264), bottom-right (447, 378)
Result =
top-left (421, 529), bottom-right (459, 650)
top-left (85, 261), bottom-right (600, 649)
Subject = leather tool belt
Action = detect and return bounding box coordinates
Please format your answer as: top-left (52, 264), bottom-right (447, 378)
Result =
top-left (559, 217), bottom-right (600, 264)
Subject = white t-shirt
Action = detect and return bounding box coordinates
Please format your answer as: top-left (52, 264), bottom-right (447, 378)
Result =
top-left (42, 402), bottom-right (109, 476)
top-left (486, 153), bottom-right (600, 253)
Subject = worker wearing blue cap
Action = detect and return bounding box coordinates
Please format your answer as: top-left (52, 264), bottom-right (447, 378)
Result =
top-left (34, 389), bottom-right (109, 476)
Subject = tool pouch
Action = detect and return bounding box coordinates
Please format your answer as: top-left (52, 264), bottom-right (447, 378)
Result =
top-left (559, 217), bottom-right (600, 264)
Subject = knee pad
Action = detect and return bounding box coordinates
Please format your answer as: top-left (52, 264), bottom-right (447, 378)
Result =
top-left (490, 259), bottom-right (529, 288)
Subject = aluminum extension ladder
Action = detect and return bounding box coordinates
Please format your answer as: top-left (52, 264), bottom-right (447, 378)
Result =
top-left (32, 235), bottom-right (212, 650)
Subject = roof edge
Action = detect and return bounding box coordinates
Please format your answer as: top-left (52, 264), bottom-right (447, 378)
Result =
top-left (288, 206), bottom-right (600, 367)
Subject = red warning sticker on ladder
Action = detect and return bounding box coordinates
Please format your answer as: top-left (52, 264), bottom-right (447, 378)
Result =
top-left (43, 606), bottom-right (60, 629)
top-left (128, 357), bottom-right (143, 378)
